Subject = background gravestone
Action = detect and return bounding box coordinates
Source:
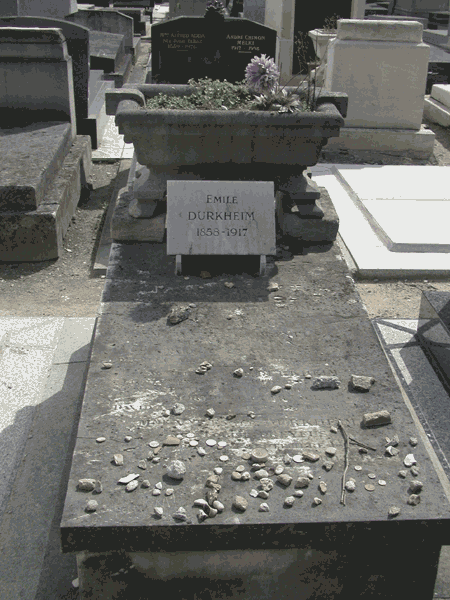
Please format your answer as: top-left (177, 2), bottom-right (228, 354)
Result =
top-left (0, 0), bottom-right (77, 18)
top-left (0, 16), bottom-right (89, 134)
top-left (65, 9), bottom-right (134, 54)
top-left (151, 16), bottom-right (277, 83)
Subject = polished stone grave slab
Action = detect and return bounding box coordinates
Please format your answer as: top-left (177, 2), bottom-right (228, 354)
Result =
top-left (61, 241), bottom-right (450, 598)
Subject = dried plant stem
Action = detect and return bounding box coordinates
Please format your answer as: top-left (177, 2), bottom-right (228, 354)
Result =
top-left (348, 437), bottom-right (377, 452)
top-left (338, 420), bottom-right (349, 506)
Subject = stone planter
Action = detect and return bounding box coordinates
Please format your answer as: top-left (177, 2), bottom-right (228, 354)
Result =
top-left (106, 84), bottom-right (347, 242)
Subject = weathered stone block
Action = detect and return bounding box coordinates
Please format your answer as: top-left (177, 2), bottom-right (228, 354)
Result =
top-left (280, 187), bottom-right (339, 243)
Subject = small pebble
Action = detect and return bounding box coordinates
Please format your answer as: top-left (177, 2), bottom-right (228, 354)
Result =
top-left (224, 281), bottom-right (235, 289)
top-left (241, 472), bottom-right (250, 481)
top-left (155, 482), bottom-right (163, 490)
top-left (307, 473), bottom-right (314, 480)
top-left (294, 490), bottom-right (304, 498)
top-left (78, 478), bottom-right (96, 492)
top-left (404, 454), bottom-right (417, 467)
top-left (233, 368), bottom-right (244, 378)
top-left (152, 489), bottom-right (161, 496)
top-left (323, 461), bottom-right (334, 472)
top-left (233, 496), bottom-right (248, 512)
top-left (250, 489), bottom-right (259, 498)
top-left (345, 481), bottom-right (356, 492)
top-left (208, 507), bottom-right (218, 518)
top-left (149, 441), bottom-right (160, 448)
top-left (189, 440), bottom-right (199, 447)
top-left (251, 463), bottom-right (262, 471)
top-left (386, 435), bottom-right (399, 447)
top-left (118, 473), bottom-right (140, 485)
top-left (247, 411), bottom-right (256, 419)
top-left (388, 506), bottom-right (400, 518)
top-left (411, 466), bottom-right (420, 477)
top-left (359, 448), bottom-right (368, 455)
top-left (354, 466), bottom-right (362, 471)
top-left (319, 481), bottom-right (327, 494)
top-left (295, 477), bottom-right (310, 489)
top-left (284, 496), bottom-right (295, 507)
top-left (398, 470), bottom-right (407, 478)
top-left (197, 509), bottom-right (208, 522)
top-left (313, 497), bottom-right (322, 506)
top-left (206, 439), bottom-right (217, 447)
top-left (213, 500), bottom-right (224, 512)
top-left (267, 282), bottom-right (279, 292)
top-left (152, 457), bottom-right (161, 464)
top-left (330, 425), bottom-right (338, 434)
top-left (259, 502), bottom-right (270, 512)
top-left (409, 480), bottom-right (424, 494)
top-left (102, 362), bottom-right (112, 369)
top-left (274, 465), bottom-right (284, 475)
top-left (364, 484), bottom-right (375, 492)
top-left (124, 436), bottom-right (132, 442)
top-left (214, 467), bottom-right (223, 475)
top-left (126, 480), bottom-right (139, 492)
top-left (277, 473), bottom-right (293, 487)
top-left (231, 471), bottom-right (242, 481)
top-left (219, 455), bottom-right (229, 462)
top-left (138, 460), bottom-right (147, 470)
top-left (258, 490), bottom-right (269, 499)
top-left (85, 500), bottom-right (98, 512)
top-left (254, 469), bottom-right (269, 480)
top-left (311, 376), bottom-right (340, 390)
top-left (407, 494), bottom-right (421, 506)
top-left (362, 410), bottom-right (391, 428)
top-left (167, 460), bottom-right (186, 480)
top-left (350, 374), bottom-right (375, 392)
top-left (171, 403), bottom-right (186, 415)
top-left (236, 465), bottom-right (245, 473)
top-left (409, 437), bottom-right (418, 447)
top-left (368, 473), bottom-right (376, 479)
top-left (378, 480), bottom-right (387, 486)
top-left (205, 408), bottom-right (215, 418)
top-left (385, 446), bottom-right (399, 457)
top-left (271, 385), bottom-right (282, 394)
top-left (154, 507), bottom-right (163, 517)
top-left (325, 447), bottom-right (336, 457)
top-left (113, 454), bottom-right (124, 466)
top-left (302, 452), bottom-right (320, 463)
top-left (173, 509), bottom-right (187, 522)
top-left (197, 447), bottom-right (206, 456)
top-left (284, 454), bottom-right (293, 465)
top-left (96, 437), bottom-right (106, 443)
top-left (165, 488), bottom-right (174, 496)
top-left (163, 436), bottom-right (180, 446)
top-left (293, 455), bottom-right (303, 463)
top-left (218, 441), bottom-right (227, 448)
top-left (285, 383), bottom-right (292, 390)
top-left (142, 480), bottom-right (151, 488)
top-left (226, 414), bottom-right (236, 420)
top-left (259, 478), bottom-right (274, 492)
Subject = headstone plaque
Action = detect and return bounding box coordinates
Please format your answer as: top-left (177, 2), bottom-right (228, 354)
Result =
top-left (151, 16), bottom-right (277, 83)
top-left (167, 181), bottom-right (275, 256)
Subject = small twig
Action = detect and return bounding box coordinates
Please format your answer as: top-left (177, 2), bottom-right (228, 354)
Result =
top-left (348, 436), bottom-right (377, 452)
top-left (338, 420), bottom-right (349, 506)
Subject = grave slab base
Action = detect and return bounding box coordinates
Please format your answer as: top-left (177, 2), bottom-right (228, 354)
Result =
top-left (0, 136), bottom-right (92, 261)
top-left (325, 126), bottom-right (435, 158)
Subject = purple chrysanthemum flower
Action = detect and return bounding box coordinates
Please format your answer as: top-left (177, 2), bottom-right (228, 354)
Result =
top-left (245, 54), bottom-right (280, 92)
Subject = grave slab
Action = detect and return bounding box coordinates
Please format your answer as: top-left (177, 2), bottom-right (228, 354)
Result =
top-left (333, 164), bottom-right (450, 253)
top-left (61, 238), bottom-right (450, 598)
top-left (424, 83), bottom-right (450, 126)
top-left (309, 164), bottom-right (450, 277)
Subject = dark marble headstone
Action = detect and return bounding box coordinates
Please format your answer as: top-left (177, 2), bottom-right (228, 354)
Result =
top-left (292, 0), bottom-right (352, 73)
top-left (151, 16), bottom-right (277, 84)
top-left (0, 16), bottom-right (90, 127)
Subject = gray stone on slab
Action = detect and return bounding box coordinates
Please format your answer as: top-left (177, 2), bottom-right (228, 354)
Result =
top-left (0, 132), bottom-right (92, 262)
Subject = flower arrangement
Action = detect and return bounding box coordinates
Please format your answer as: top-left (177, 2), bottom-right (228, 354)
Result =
top-left (204, 0), bottom-right (225, 16)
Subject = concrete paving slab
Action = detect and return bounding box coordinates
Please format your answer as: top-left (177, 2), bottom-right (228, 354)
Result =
top-left (310, 164), bottom-right (450, 277)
